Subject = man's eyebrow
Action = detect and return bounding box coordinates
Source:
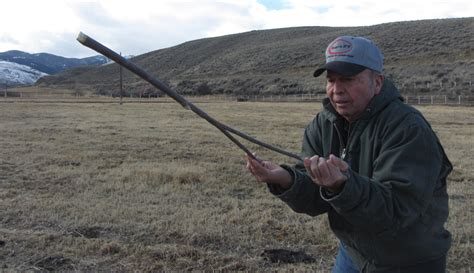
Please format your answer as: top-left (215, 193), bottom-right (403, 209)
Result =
top-left (326, 75), bottom-right (352, 80)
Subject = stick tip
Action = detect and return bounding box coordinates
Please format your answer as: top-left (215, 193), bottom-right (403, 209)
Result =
top-left (76, 32), bottom-right (88, 44)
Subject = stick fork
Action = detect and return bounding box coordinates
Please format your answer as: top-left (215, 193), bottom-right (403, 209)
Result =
top-left (76, 32), bottom-right (303, 162)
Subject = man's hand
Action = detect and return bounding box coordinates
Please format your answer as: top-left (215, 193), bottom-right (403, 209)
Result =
top-left (304, 154), bottom-right (349, 193)
top-left (246, 154), bottom-right (293, 189)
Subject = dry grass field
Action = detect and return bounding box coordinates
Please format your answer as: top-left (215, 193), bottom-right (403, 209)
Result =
top-left (0, 100), bottom-right (472, 272)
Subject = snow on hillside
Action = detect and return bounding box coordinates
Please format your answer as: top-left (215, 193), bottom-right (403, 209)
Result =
top-left (0, 60), bottom-right (48, 87)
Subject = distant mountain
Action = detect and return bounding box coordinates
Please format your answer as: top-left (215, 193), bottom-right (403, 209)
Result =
top-left (0, 50), bottom-right (108, 87)
top-left (39, 17), bottom-right (474, 96)
top-left (0, 50), bottom-right (108, 74)
top-left (0, 60), bottom-right (48, 87)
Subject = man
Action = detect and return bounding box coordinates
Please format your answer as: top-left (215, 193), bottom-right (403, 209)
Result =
top-left (246, 36), bottom-right (452, 273)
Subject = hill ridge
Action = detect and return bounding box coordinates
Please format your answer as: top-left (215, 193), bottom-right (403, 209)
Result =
top-left (0, 50), bottom-right (108, 75)
top-left (38, 17), bottom-right (474, 97)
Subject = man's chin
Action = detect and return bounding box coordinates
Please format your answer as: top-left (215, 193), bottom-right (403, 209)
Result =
top-left (335, 109), bottom-right (355, 121)
top-left (335, 107), bottom-right (351, 116)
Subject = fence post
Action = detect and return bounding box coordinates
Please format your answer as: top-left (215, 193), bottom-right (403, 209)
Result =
top-left (418, 96), bottom-right (421, 104)
top-left (458, 96), bottom-right (461, 105)
top-left (444, 95), bottom-right (447, 104)
top-left (431, 96), bottom-right (433, 105)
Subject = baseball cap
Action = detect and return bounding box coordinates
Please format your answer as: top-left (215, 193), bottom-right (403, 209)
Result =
top-left (313, 36), bottom-right (383, 77)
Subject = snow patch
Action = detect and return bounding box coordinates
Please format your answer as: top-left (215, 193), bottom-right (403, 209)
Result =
top-left (0, 61), bottom-right (48, 87)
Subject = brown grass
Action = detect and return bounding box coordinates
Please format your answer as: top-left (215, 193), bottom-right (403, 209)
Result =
top-left (0, 101), bottom-right (472, 271)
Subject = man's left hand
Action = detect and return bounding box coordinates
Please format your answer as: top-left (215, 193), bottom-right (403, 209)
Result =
top-left (304, 154), bottom-right (349, 193)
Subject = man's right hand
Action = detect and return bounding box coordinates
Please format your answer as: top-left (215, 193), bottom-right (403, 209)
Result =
top-left (246, 154), bottom-right (293, 190)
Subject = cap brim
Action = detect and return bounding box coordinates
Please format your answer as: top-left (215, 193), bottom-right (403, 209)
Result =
top-left (313, 61), bottom-right (366, 77)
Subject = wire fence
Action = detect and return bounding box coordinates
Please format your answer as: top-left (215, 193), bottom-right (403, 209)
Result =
top-left (1, 90), bottom-right (473, 106)
top-left (399, 80), bottom-right (473, 89)
top-left (218, 94), bottom-right (474, 106)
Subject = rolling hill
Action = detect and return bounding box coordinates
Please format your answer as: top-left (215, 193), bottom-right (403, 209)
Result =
top-left (37, 17), bottom-right (474, 97)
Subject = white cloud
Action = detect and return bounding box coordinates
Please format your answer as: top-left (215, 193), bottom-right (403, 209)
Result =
top-left (0, 0), bottom-right (471, 58)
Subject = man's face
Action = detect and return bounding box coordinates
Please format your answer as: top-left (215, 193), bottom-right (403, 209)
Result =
top-left (326, 69), bottom-right (383, 122)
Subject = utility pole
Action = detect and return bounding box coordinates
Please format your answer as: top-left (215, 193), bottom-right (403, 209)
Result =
top-left (119, 52), bottom-right (123, 105)
top-left (74, 80), bottom-right (78, 97)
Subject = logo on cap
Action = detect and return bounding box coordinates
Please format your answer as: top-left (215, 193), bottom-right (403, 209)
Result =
top-left (327, 39), bottom-right (352, 55)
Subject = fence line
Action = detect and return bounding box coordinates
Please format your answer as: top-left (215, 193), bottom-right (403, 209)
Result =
top-left (1, 90), bottom-right (473, 106)
top-left (216, 94), bottom-right (473, 106)
top-left (399, 80), bottom-right (473, 89)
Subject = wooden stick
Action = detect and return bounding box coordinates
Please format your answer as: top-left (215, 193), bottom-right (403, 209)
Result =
top-left (76, 32), bottom-right (302, 162)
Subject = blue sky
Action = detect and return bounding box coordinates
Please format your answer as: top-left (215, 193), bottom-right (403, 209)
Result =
top-left (0, 0), bottom-right (472, 58)
top-left (257, 0), bottom-right (287, 10)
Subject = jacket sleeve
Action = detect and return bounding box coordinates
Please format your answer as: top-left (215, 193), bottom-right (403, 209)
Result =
top-left (268, 115), bottom-right (331, 216)
top-left (322, 113), bottom-right (447, 234)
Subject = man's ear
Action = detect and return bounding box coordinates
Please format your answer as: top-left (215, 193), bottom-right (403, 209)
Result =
top-left (374, 74), bottom-right (384, 95)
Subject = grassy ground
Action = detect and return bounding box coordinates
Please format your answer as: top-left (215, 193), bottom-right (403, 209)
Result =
top-left (0, 101), bottom-right (472, 271)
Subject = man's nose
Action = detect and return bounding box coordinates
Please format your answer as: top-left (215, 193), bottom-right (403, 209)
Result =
top-left (333, 80), bottom-right (345, 94)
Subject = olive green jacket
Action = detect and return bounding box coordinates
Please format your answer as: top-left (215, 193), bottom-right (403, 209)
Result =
top-left (269, 80), bottom-right (452, 270)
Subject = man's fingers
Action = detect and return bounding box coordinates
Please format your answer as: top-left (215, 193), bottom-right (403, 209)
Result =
top-left (329, 154), bottom-right (349, 171)
top-left (304, 158), bottom-right (313, 177)
top-left (304, 156), bottom-right (320, 179)
top-left (303, 155), bottom-right (349, 190)
top-left (247, 154), bottom-right (261, 167)
top-left (246, 155), bottom-right (261, 177)
top-left (317, 157), bottom-right (331, 178)
top-left (305, 155), bottom-right (346, 185)
top-left (311, 156), bottom-right (323, 178)
top-left (247, 153), bottom-right (271, 181)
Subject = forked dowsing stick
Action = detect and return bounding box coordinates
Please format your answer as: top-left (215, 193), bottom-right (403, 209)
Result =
top-left (76, 32), bottom-right (302, 162)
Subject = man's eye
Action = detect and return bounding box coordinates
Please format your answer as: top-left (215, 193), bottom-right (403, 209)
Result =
top-left (341, 77), bottom-right (355, 83)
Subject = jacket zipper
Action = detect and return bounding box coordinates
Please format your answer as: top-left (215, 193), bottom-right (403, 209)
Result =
top-left (341, 147), bottom-right (347, 160)
top-left (333, 122), bottom-right (350, 160)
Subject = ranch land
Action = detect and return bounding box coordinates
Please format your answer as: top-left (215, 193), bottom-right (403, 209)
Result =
top-left (0, 101), bottom-right (472, 271)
